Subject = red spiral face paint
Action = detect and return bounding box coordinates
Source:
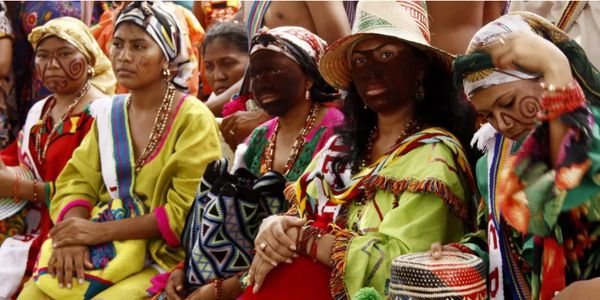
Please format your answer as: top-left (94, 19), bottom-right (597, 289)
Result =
top-left (471, 79), bottom-right (543, 140)
top-left (35, 37), bottom-right (89, 94)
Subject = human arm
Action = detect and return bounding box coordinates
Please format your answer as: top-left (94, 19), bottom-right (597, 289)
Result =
top-left (305, 1), bottom-right (351, 44)
top-left (221, 109), bottom-right (271, 150)
top-left (205, 79), bottom-right (243, 117)
top-left (0, 38), bottom-right (11, 78)
top-left (192, 1), bottom-right (208, 30)
top-left (553, 278), bottom-right (600, 299)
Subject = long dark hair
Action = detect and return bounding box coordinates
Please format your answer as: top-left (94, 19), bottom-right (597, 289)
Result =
top-left (333, 61), bottom-right (480, 175)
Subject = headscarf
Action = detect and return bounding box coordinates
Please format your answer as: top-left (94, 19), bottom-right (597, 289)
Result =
top-left (115, 1), bottom-right (193, 92)
top-left (249, 26), bottom-right (339, 102)
top-left (28, 17), bottom-right (117, 95)
top-left (454, 12), bottom-right (600, 105)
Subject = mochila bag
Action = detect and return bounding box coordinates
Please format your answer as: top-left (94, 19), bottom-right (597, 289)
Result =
top-left (182, 158), bottom-right (287, 289)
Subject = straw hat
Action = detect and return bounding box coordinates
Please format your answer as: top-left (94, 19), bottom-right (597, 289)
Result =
top-left (389, 252), bottom-right (486, 300)
top-left (0, 167), bottom-right (35, 221)
top-left (319, 0), bottom-right (454, 89)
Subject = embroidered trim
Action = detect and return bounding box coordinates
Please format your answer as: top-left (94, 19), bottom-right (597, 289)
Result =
top-left (155, 207), bottom-right (180, 248)
top-left (329, 227), bottom-right (354, 300)
top-left (363, 175), bottom-right (470, 223)
top-left (56, 199), bottom-right (92, 223)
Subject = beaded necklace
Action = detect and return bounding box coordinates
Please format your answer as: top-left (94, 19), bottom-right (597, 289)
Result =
top-left (261, 102), bottom-right (320, 177)
top-left (35, 81), bottom-right (91, 163)
top-left (128, 82), bottom-right (176, 173)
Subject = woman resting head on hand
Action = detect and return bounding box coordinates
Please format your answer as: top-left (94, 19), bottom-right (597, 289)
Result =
top-left (433, 12), bottom-right (600, 300)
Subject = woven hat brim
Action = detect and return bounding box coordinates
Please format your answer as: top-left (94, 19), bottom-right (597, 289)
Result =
top-left (319, 30), bottom-right (455, 90)
top-left (0, 167), bottom-right (34, 221)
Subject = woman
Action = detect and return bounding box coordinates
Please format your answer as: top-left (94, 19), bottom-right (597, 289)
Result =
top-left (433, 12), bottom-right (600, 300)
top-left (203, 21), bottom-right (249, 117)
top-left (18, 2), bottom-right (221, 299)
top-left (162, 25), bottom-right (343, 300)
top-left (235, 26), bottom-right (343, 181)
top-left (245, 1), bottom-right (478, 299)
top-left (0, 16), bottom-right (115, 296)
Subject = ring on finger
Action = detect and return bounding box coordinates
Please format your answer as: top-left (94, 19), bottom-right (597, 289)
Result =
top-left (229, 129), bottom-right (236, 136)
top-left (498, 37), bottom-right (506, 45)
top-left (259, 242), bottom-right (267, 250)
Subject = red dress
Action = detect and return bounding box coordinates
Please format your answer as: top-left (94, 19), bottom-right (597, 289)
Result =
top-left (0, 97), bottom-right (95, 274)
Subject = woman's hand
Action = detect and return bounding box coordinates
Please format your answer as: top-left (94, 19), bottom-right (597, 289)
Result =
top-left (49, 218), bottom-right (107, 247)
top-left (429, 242), bottom-right (461, 260)
top-left (248, 252), bottom-right (277, 295)
top-left (221, 110), bottom-right (271, 149)
top-left (165, 269), bottom-right (186, 300)
top-left (553, 278), bottom-right (600, 299)
top-left (254, 216), bottom-right (305, 266)
top-left (47, 245), bottom-right (93, 288)
top-left (483, 32), bottom-right (572, 87)
top-left (0, 167), bottom-right (14, 197)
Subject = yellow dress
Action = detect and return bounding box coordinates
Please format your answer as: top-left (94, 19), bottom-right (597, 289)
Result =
top-left (19, 95), bottom-right (222, 299)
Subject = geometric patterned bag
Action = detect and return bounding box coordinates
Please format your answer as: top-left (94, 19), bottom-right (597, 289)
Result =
top-left (181, 159), bottom-right (287, 288)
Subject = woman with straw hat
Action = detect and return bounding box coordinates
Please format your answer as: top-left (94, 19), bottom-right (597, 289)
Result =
top-left (244, 1), bottom-right (478, 299)
top-left (432, 11), bottom-right (600, 300)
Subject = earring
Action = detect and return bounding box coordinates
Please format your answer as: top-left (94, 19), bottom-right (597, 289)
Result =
top-left (416, 80), bottom-right (425, 101)
top-left (305, 88), bottom-right (311, 101)
top-left (162, 68), bottom-right (171, 79)
top-left (87, 67), bottom-right (95, 78)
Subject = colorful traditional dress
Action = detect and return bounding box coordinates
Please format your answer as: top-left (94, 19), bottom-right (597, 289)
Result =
top-left (238, 107), bottom-right (344, 181)
top-left (247, 128), bottom-right (477, 299)
top-left (18, 95), bottom-right (221, 299)
top-left (454, 12), bottom-right (600, 300)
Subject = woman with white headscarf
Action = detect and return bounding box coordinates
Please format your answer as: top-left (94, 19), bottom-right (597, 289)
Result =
top-left (432, 11), bottom-right (600, 300)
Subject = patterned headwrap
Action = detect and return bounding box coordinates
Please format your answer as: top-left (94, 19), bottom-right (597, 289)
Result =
top-left (28, 17), bottom-right (117, 95)
top-left (115, 1), bottom-right (193, 92)
top-left (249, 26), bottom-right (339, 102)
top-left (455, 12), bottom-right (600, 106)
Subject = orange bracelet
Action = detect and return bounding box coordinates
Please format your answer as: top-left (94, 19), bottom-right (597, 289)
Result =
top-left (13, 176), bottom-right (20, 203)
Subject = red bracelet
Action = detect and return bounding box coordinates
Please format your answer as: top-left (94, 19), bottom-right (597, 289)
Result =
top-left (538, 79), bottom-right (586, 121)
top-left (213, 278), bottom-right (223, 300)
top-left (13, 176), bottom-right (20, 203)
top-left (448, 243), bottom-right (476, 255)
top-left (309, 231), bottom-right (323, 261)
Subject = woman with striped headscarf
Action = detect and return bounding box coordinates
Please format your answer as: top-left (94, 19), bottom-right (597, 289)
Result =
top-left (18, 2), bottom-right (221, 299)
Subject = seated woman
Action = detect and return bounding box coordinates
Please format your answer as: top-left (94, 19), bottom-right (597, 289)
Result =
top-left (234, 26), bottom-right (343, 181)
top-left (0, 16), bottom-right (115, 295)
top-left (162, 25), bottom-right (343, 300)
top-left (245, 1), bottom-right (478, 299)
top-left (17, 2), bottom-right (221, 299)
top-left (433, 12), bottom-right (600, 300)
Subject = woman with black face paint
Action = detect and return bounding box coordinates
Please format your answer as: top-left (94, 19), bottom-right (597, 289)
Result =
top-left (245, 1), bottom-right (479, 299)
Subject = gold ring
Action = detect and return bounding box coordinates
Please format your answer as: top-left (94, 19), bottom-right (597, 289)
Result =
top-left (259, 242), bottom-right (267, 250)
top-left (229, 129), bottom-right (235, 136)
top-left (498, 37), bottom-right (506, 45)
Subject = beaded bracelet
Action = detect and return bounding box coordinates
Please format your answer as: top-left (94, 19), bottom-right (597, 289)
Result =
top-left (448, 243), bottom-right (476, 255)
top-left (213, 278), bottom-right (223, 300)
top-left (13, 176), bottom-right (20, 203)
top-left (32, 179), bottom-right (39, 203)
top-left (538, 79), bottom-right (586, 121)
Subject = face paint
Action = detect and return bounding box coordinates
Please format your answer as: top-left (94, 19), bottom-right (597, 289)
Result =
top-left (111, 23), bottom-right (166, 90)
top-left (471, 79), bottom-right (542, 140)
top-left (35, 37), bottom-right (89, 94)
top-left (349, 36), bottom-right (425, 114)
top-left (249, 50), bottom-right (308, 117)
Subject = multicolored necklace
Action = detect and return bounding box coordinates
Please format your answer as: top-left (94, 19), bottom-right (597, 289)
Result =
top-left (128, 82), bottom-right (176, 173)
top-left (261, 102), bottom-right (320, 177)
top-left (35, 81), bottom-right (91, 163)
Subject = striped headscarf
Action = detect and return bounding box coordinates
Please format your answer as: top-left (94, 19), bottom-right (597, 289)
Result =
top-left (249, 26), bottom-right (339, 102)
top-left (115, 1), bottom-right (193, 92)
